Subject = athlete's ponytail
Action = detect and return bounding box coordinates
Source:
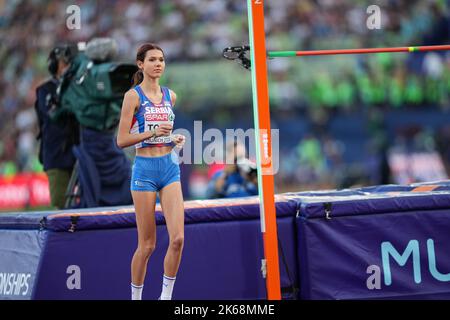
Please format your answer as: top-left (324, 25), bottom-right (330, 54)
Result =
top-left (133, 43), bottom-right (164, 87)
top-left (132, 69), bottom-right (144, 86)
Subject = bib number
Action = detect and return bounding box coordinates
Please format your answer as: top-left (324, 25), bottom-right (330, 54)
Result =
top-left (144, 121), bottom-right (172, 144)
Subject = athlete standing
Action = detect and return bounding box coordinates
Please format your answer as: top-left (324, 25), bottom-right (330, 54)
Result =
top-left (117, 43), bottom-right (186, 300)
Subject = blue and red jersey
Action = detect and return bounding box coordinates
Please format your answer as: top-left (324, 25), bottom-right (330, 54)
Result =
top-left (130, 85), bottom-right (175, 148)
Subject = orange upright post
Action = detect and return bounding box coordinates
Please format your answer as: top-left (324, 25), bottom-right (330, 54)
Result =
top-left (247, 0), bottom-right (281, 300)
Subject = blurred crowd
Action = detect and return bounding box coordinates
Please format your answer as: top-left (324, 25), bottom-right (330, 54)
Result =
top-left (1, 0), bottom-right (450, 195)
top-left (275, 122), bottom-right (450, 192)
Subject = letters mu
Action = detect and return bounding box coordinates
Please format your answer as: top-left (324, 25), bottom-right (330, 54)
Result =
top-left (366, 239), bottom-right (450, 290)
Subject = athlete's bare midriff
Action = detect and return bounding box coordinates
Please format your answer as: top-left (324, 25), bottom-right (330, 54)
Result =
top-left (136, 145), bottom-right (173, 157)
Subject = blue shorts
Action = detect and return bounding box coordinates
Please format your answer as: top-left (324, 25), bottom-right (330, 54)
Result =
top-left (131, 152), bottom-right (180, 192)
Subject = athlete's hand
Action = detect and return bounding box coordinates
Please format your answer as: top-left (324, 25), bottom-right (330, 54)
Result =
top-left (171, 134), bottom-right (186, 148)
top-left (155, 123), bottom-right (173, 137)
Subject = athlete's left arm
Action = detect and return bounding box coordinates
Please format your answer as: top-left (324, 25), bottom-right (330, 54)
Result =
top-left (169, 90), bottom-right (177, 107)
top-left (169, 90), bottom-right (185, 148)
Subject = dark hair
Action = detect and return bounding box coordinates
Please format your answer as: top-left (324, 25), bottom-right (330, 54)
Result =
top-left (132, 43), bottom-right (164, 86)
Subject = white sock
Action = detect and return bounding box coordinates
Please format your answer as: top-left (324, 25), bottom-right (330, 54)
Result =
top-left (131, 283), bottom-right (143, 300)
top-left (160, 275), bottom-right (176, 300)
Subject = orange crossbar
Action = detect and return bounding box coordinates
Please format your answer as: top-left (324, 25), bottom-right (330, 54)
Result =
top-left (268, 45), bottom-right (450, 58)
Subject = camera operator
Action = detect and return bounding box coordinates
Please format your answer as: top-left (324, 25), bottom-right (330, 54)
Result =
top-left (51, 37), bottom-right (136, 208)
top-left (34, 44), bottom-right (78, 209)
top-left (206, 141), bottom-right (258, 198)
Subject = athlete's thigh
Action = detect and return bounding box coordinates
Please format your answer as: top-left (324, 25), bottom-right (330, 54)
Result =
top-left (159, 182), bottom-right (184, 237)
top-left (132, 190), bottom-right (158, 242)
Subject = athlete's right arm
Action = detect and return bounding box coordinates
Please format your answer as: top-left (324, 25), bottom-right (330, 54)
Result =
top-left (116, 89), bottom-right (152, 149)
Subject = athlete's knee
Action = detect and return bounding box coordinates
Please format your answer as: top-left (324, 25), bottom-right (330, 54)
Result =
top-left (169, 235), bottom-right (184, 252)
top-left (138, 241), bottom-right (156, 258)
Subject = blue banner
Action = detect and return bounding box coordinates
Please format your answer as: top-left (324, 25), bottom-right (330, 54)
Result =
top-left (0, 230), bottom-right (46, 299)
top-left (297, 195), bottom-right (450, 299)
